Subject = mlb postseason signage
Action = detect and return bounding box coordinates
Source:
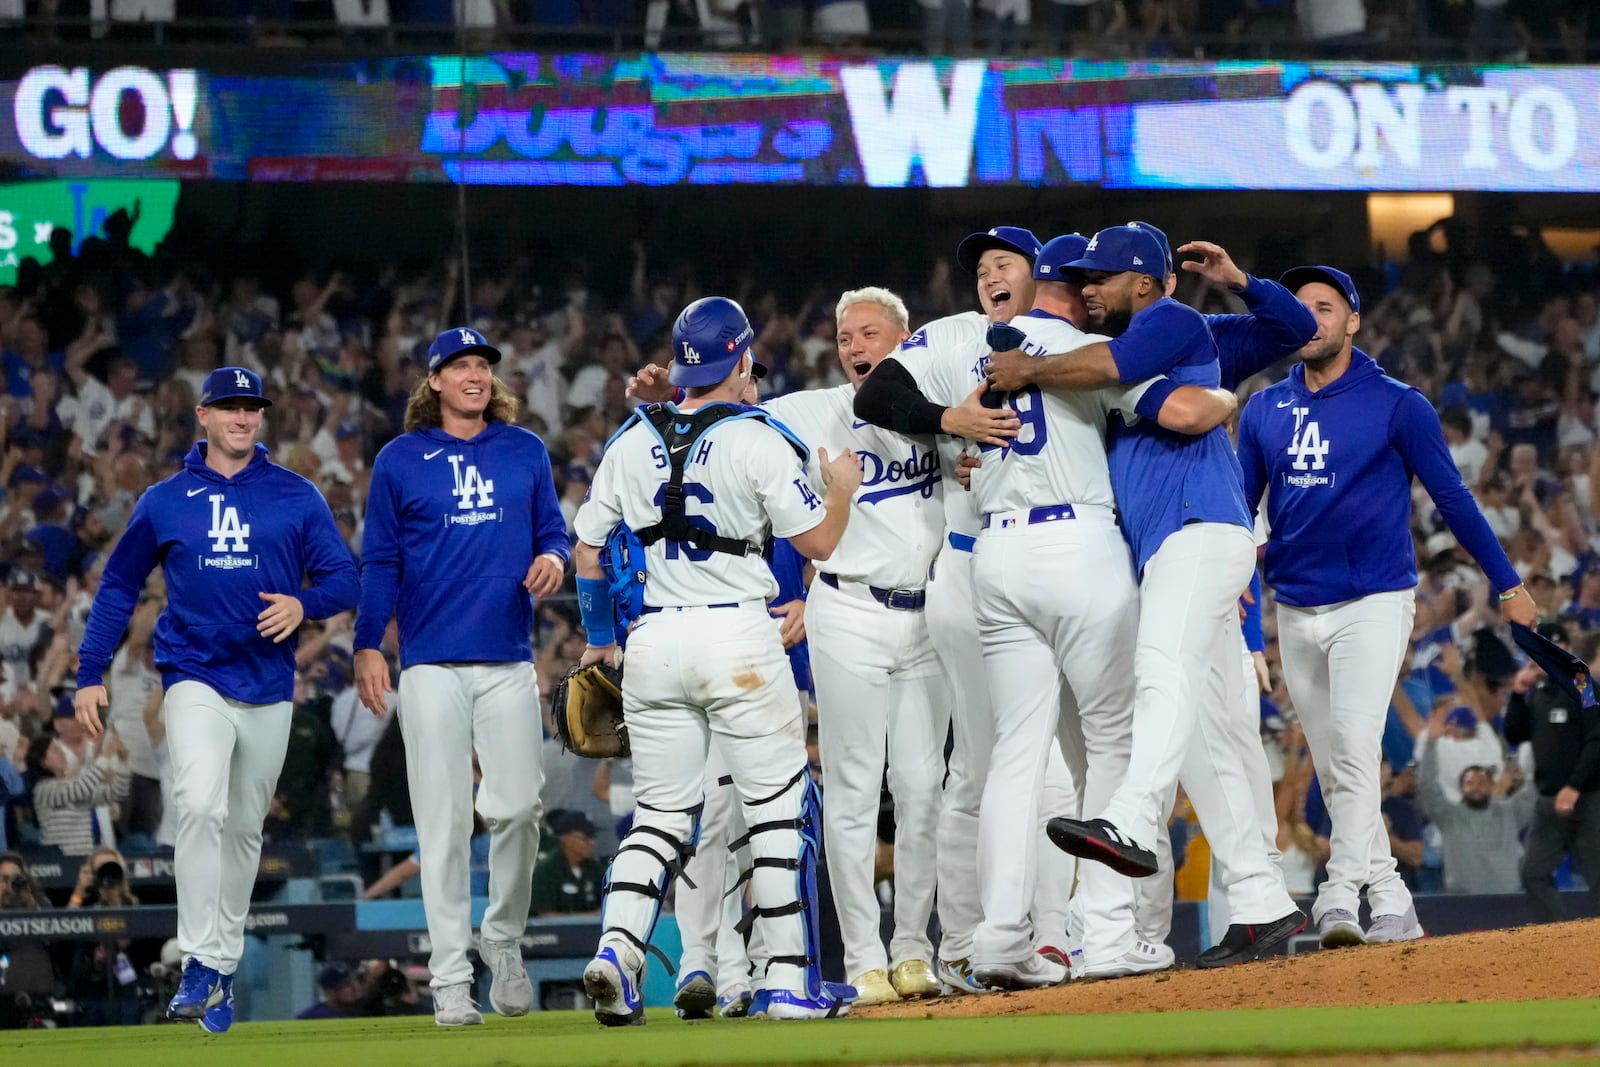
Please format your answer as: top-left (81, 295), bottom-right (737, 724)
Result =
top-left (2, 55), bottom-right (1598, 190)
top-left (0, 178), bottom-right (178, 284)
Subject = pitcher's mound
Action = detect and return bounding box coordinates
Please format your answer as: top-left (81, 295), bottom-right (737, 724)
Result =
top-left (861, 918), bottom-right (1600, 1018)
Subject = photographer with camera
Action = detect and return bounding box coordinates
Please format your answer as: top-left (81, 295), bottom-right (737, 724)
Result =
top-left (61, 847), bottom-right (158, 1026)
top-left (0, 853), bottom-right (56, 1030)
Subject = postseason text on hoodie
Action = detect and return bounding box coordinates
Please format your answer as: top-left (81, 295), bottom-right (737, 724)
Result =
top-left (78, 442), bottom-right (360, 704)
top-left (354, 421), bottom-right (569, 667)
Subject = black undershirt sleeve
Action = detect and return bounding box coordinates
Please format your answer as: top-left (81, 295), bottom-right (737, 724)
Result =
top-left (853, 357), bottom-right (947, 436)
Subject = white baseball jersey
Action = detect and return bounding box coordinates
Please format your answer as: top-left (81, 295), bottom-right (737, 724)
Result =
top-left (893, 312), bottom-right (987, 538)
top-left (960, 314), bottom-right (1151, 517)
top-left (763, 386), bottom-right (942, 589)
top-left (574, 412), bottom-right (826, 607)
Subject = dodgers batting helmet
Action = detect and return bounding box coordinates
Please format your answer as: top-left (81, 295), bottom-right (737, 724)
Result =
top-left (669, 297), bottom-right (764, 387)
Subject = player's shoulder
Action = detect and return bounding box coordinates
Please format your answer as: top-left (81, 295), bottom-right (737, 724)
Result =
top-left (901, 311), bottom-right (984, 351)
top-left (260, 459), bottom-right (323, 499)
top-left (489, 420), bottom-right (549, 450)
top-left (373, 430), bottom-right (426, 467)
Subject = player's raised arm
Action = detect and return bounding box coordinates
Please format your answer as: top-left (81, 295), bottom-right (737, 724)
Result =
top-left (853, 357), bottom-right (1020, 445)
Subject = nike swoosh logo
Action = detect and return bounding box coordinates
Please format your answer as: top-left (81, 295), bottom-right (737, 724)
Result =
top-left (424, 448), bottom-right (444, 460)
top-left (1276, 400), bottom-right (1294, 408)
top-left (670, 444), bottom-right (691, 455)
top-left (851, 420), bottom-right (870, 429)
top-left (187, 487), bottom-right (208, 497)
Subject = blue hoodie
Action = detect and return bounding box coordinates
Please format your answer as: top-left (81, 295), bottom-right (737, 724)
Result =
top-left (355, 421), bottom-right (569, 667)
top-left (1237, 349), bottom-right (1520, 607)
top-left (77, 442), bottom-right (359, 704)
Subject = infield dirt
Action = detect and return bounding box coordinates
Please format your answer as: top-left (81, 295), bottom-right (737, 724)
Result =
top-left (859, 917), bottom-right (1600, 1019)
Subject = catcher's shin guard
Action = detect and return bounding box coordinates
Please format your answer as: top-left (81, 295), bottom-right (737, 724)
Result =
top-left (597, 798), bottom-right (704, 972)
top-left (730, 768), bottom-right (825, 998)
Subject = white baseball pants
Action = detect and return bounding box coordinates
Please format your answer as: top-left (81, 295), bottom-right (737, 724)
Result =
top-left (971, 512), bottom-right (1141, 967)
top-left (809, 576), bottom-right (949, 980)
top-left (398, 661), bottom-right (544, 990)
top-left (1277, 590), bottom-right (1416, 922)
top-left (928, 541), bottom-right (1080, 963)
top-left (164, 680), bottom-right (290, 975)
top-left (675, 741), bottom-right (755, 998)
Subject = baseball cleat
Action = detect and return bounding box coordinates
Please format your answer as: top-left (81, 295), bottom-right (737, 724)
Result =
top-left (1080, 939), bottom-right (1175, 981)
top-left (673, 970), bottom-right (717, 1020)
top-left (584, 947), bottom-right (644, 1027)
top-left (432, 982), bottom-right (485, 1026)
top-left (749, 982), bottom-right (855, 1020)
top-left (1366, 907), bottom-right (1424, 943)
top-left (482, 938), bottom-right (533, 1016)
top-left (717, 989), bottom-right (753, 1018)
top-left (973, 952), bottom-right (1068, 990)
top-left (889, 959), bottom-right (941, 999)
top-left (197, 973), bottom-right (235, 1033)
top-left (1045, 817), bottom-right (1159, 878)
top-left (847, 968), bottom-right (900, 1005)
top-left (168, 958), bottom-right (226, 1020)
top-left (935, 956), bottom-right (985, 996)
top-left (1196, 909), bottom-right (1307, 968)
top-left (1317, 908), bottom-right (1366, 949)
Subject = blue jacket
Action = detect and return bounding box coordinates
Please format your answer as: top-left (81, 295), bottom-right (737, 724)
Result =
top-left (77, 443), bottom-right (359, 704)
top-left (355, 421), bottom-right (569, 667)
top-left (1237, 349), bottom-right (1520, 607)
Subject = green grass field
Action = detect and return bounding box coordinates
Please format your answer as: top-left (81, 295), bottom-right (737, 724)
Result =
top-left (5, 999), bottom-right (1600, 1067)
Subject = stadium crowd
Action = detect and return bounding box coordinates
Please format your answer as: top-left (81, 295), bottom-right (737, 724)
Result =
top-left (0, 207), bottom-right (1597, 1022)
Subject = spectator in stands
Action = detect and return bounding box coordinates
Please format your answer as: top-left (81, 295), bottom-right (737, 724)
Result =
top-left (1416, 705), bottom-right (1536, 893)
top-left (106, 596), bottom-right (162, 847)
top-left (296, 962), bottom-right (367, 1019)
top-left (31, 696), bottom-right (131, 855)
top-left (62, 845), bottom-right (156, 1026)
top-left (529, 809), bottom-right (602, 917)
top-left (0, 731), bottom-right (26, 851)
top-left (0, 851), bottom-right (47, 909)
top-left (1504, 630), bottom-right (1600, 921)
top-left (0, 571), bottom-right (47, 693)
top-left (1426, 703), bottom-right (1505, 803)
top-left (1381, 759), bottom-right (1425, 889)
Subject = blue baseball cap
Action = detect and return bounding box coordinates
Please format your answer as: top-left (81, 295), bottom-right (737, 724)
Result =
top-left (955, 226), bottom-right (1042, 275)
top-left (1280, 265), bottom-right (1361, 312)
top-left (427, 326), bottom-right (502, 374)
top-left (669, 297), bottom-right (762, 388)
top-left (1034, 233), bottom-right (1090, 281)
top-left (1126, 220), bottom-right (1174, 276)
top-left (199, 366), bottom-right (271, 408)
top-left (1067, 225), bottom-right (1168, 279)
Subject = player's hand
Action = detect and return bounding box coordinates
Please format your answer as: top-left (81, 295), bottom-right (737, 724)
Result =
top-left (770, 599), bottom-right (806, 649)
top-left (627, 364), bottom-right (676, 404)
top-left (818, 447), bottom-right (864, 495)
top-left (523, 554), bottom-right (565, 598)
top-left (355, 648), bottom-right (392, 716)
top-left (1176, 240), bottom-right (1248, 290)
top-left (983, 348), bottom-right (1034, 393)
top-left (955, 451), bottom-right (982, 492)
top-left (257, 592), bottom-right (305, 643)
top-left (580, 643), bottom-right (621, 669)
top-left (1251, 650), bottom-right (1271, 694)
top-left (1555, 785), bottom-right (1580, 816)
top-left (942, 382), bottom-right (1020, 446)
top-left (1500, 584), bottom-right (1539, 627)
top-left (75, 684), bottom-right (109, 739)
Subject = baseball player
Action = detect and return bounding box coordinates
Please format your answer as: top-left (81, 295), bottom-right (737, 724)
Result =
top-left (858, 233), bottom-right (1237, 984)
top-left (73, 366), bottom-right (359, 1034)
top-left (574, 296), bottom-right (862, 1024)
top-left (1236, 265), bottom-right (1537, 946)
top-left (980, 225), bottom-right (1298, 974)
top-left (353, 327), bottom-right (569, 1027)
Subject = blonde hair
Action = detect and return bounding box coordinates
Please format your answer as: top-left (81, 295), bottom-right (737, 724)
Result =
top-left (404, 373), bottom-right (520, 432)
top-left (835, 287), bottom-right (910, 332)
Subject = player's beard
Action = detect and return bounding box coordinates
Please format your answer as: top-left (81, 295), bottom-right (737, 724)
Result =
top-left (1095, 304), bottom-right (1134, 338)
top-left (1298, 334), bottom-right (1345, 371)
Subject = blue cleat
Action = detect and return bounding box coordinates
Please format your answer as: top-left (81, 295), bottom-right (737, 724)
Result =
top-left (673, 970), bottom-right (716, 1020)
top-left (167, 958), bottom-right (225, 1021)
top-left (717, 989), bottom-right (753, 1018)
top-left (198, 973), bottom-right (235, 1033)
top-left (583, 947), bottom-right (644, 1027)
top-left (749, 981), bottom-right (856, 1020)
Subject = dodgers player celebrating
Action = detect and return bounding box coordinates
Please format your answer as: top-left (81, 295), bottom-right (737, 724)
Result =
top-left (74, 367), bottom-right (358, 1034)
top-left (354, 327), bottom-right (569, 1026)
top-left (983, 226), bottom-right (1295, 971)
top-left (1236, 266), bottom-right (1538, 947)
top-left (574, 297), bottom-right (863, 1024)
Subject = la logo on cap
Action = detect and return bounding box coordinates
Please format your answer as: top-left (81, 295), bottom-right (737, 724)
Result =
top-left (681, 342), bottom-right (701, 365)
top-left (234, 370), bottom-right (250, 388)
top-left (458, 328), bottom-right (475, 346)
top-left (1086, 234), bottom-right (1099, 251)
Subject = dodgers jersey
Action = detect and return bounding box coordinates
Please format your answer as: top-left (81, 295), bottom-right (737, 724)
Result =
top-left (1237, 349), bottom-right (1520, 608)
top-left (78, 442), bottom-right (359, 705)
top-left (574, 412), bottom-right (826, 608)
top-left (1104, 298), bottom-right (1251, 575)
top-left (356, 421), bottom-right (570, 668)
top-left (763, 385), bottom-right (942, 589)
top-left (894, 311), bottom-right (988, 540)
top-left (961, 311), bottom-right (1151, 517)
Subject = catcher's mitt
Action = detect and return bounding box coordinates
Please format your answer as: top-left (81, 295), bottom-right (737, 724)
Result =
top-left (551, 661), bottom-right (628, 758)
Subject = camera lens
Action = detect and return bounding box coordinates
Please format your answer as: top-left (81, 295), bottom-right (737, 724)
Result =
top-left (95, 860), bottom-right (124, 887)
top-left (7, 875), bottom-right (26, 891)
